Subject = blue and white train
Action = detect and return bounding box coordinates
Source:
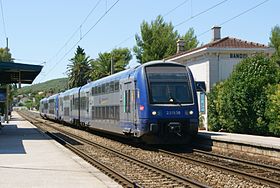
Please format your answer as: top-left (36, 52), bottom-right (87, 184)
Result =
top-left (40, 61), bottom-right (200, 144)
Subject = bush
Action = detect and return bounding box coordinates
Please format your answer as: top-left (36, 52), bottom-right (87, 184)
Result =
top-left (265, 84), bottom-right (280, 136)
top-left (208, 82), bottom-right (225, 131)
top-left (208, 55), bottom-right (280, 136)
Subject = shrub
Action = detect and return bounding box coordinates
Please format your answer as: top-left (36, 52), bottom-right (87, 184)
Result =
top-left (208, 55), bottom-right (280, 136)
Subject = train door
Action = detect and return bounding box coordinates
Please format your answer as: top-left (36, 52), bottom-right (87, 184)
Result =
top-left (122, 79), bottom-right (136, 127)
top-left (85, 91), bottom-right (90, 123)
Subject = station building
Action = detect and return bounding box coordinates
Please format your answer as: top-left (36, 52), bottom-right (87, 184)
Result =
top-left (0, 61), bottom-right (42, 124)
top-left (167, 27), bottom-right (275, 130)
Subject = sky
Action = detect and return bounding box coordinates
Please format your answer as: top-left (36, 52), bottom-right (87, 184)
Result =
top-left (0, 0), bottom-right (279, 84)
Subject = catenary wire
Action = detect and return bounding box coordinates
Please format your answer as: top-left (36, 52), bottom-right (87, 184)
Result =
top-left (106, 0), bottom-right (229, 53)
top-left (0, 0), bottom-right (7, 41)
top-left (105, 0), bottom-right (191, 52)
top-left (196, 0), bottom-right (270, 40)
top-left (39, 0), bottom-right (120, 82)
top-left (46, 0), bottom-right (103, 65)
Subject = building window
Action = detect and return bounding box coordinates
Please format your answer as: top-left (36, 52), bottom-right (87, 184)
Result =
top-left (230, 53), bottom-right (248, 59)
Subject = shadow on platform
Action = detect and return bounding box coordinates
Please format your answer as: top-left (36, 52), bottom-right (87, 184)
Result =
top-left (0, 124), bottom-right (51, 154)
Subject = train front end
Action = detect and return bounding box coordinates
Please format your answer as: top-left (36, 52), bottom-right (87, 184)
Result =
top-left (136, 61), bottom-right (199, 144)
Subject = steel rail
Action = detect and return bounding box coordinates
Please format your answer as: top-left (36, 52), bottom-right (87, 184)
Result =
top-left (19, 112), bottom-right (138, 188)
top-left (158, 148), bottom-right (280, 188)
top-left (19, 111), bottom-right (208, 188)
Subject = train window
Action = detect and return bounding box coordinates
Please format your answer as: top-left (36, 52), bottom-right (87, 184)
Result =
top-left (115, 106), bottom-right (119, 120)
top-left (110, 81), bottom-right (114, 93)
top-left (127, 90), bottom-right (131, 113)
top-left (145, 66), bottom-right (194, 104)
top-left (109, 106), bottom-right (114, 119)
top-left (124, 90), bottom-right (131, 113)
top-left (115, 81), bottom-right (119, 92)
top-left (98, 86), bottom-right (101, 95)
top-left (124, 91), bottom-right (127, 113)
top-left (102, 84), bottom-right (105, 94)
top-left (105, 83), bottom-right (110, 93)
top-left (80, 97), bottom-right (87, 110)
top-left (91, 87), bottom-right (94, 96)
top-left (59, 99), bottom-right (63, 110)
top-left (44, 103), bottom-right (48, 109)
top-left (74, 97), bottom-right (79, 110)
top-left (106, 106), bottom-right (109, 119)
top-left (96, 107), bottom-right (100, 119)
top-left (64, 107), bottom-right (69, 116)
top-left (94, 87), bottom-right (98, 95)
top-left (91, 106), bottom-right (96, 120)
top-left (102, 107), bottom-right (105, 118)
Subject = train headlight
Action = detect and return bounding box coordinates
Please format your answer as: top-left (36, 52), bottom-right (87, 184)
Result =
top-left (189, 110), bottom-right (194, 115)
top-left (152, 111), bottom-right (157, 116)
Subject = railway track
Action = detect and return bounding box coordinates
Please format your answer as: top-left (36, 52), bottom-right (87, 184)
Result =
top-left (19, 111), bottom-right (208, 188)
top-left (20, 110), bottom-right (280, 187)
top-left (158, 148), bottom-right (280, 188)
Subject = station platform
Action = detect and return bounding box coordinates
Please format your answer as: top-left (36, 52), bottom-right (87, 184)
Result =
top-left (197, 131), bottom-right (280, 162)
top-left (0, 112), bottom-right (121, 188)
top-left (198, 131), bottom-right (280, 150)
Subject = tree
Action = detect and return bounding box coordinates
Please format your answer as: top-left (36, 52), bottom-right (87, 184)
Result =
top-left (90, 48), bottom-right (132, 80)
top-left (181, 28), bottom-right (199, 51)
top-left (269, 25), bottom-right (280, 66)
top-left (133, 15), bottom-right (199, 64)
top-left (67, 46), bottom-right (91, 88)
top-left (208, 55), bottom-right (280, 136)
top-left (133, 15), bottom-right (179, 64)
top-left (0, 47), bottom-right (13, 62)
top-left (265, 84), bottom-right (280, 136)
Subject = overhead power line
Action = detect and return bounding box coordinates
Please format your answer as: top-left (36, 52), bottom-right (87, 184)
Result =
top-left (105, 0), bottom-right (191, 52)
top-left (174, 0), bottom-right (229, 27)
top-left (0, 0), bottom-right (7, 40)
top-left (39, 0), bottom-right (120, 82)
top-left (47, 0), bottom-right (103, 65)
top-left (106, 0), bottom-right (229, 53)
top-left (219, 0), bottom-right (269, 26)
top-left (196, 0), bottom-right (270, 39)
top-left (163, 0), bottom-right (189, 17)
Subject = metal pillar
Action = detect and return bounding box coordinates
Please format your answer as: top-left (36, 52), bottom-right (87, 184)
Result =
top-left (5, 84), bottom-right (9, 123)
top-left (18, 71), bottom-right (21, 89)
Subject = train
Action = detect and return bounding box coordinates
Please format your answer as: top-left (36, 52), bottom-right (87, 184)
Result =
top-left (39, 61), bottom-right (200, 144)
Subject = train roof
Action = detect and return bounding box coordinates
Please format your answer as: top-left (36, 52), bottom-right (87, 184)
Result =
top-left (80, 60), bottom-right (184, 90)
top-left (40, 97), bottom-right (48, 103)
top-left (48, 93), bottom-right (60, 100)
top-left (142, 60), bottom-right (186, 67)
top-left (81, 65), bottom-right (139, 90)
top-left (59, 87), bottom-right (80, 96)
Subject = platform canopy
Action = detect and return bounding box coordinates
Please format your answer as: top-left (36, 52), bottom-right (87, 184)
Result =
top-left (0, 61), bottom-right (43, 84)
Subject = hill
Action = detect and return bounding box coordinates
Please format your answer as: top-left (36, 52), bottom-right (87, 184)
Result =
top-left (18, 77), bottom-right (68, 95)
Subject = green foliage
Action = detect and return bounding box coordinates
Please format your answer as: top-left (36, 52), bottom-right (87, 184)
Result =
top-left (17, 78), bottom-right (68, 95)
top-left (269, 25), bottom-right (280, 66)
top-left (67, 46), bottom-right (91, 88)
top-left (90, 48), bottom-right (132, 80)
top-left (208, 55), bottom-right (280, 136)
top-left (181, 28), bottom-right (199, 51)
top-left (133, 15), bottom-right (199, 64)
top-left (208, 82), bottom-right (225, 131)
top-left (0, 47), bottom-right (13, 62)
top-left (265, 84), bottom-right (280, 136)
top-left (16, 78), bottom-right (68, 110)
top-left (134, 15), bottom-right (177, 63)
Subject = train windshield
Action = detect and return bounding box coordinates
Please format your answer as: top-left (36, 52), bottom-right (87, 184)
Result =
top-left (145, 65), bottom-right (193, 104)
